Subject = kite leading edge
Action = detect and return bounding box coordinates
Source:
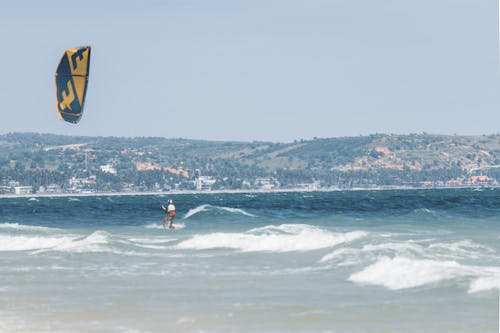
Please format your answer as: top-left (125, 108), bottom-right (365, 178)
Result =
top-left (54, 46), bottom-right (91, 124)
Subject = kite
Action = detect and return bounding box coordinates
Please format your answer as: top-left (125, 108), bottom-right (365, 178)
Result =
top-left (54, 46), bottom-right (91, 123)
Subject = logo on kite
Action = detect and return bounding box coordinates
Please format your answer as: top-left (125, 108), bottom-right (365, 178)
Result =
top-left (54, 46), bottom-right (91, 124)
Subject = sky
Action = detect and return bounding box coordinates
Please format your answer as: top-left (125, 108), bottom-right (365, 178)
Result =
top-left (0, 0), bottom-right (499, 142)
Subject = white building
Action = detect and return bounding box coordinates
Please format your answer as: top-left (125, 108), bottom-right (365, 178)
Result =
top-left (195, 176), bottom-right (216, 191)
top-left (14, 186), bottom-right (33, 195)
top-left (296, 181), bottom-right (321, 190)
top-left (255, 177), bottom-right (275, 190)
top-left (69, 177), bottom-right (88, 187)
top-left (100, 164), bottom-right (117, 174)
top-left (38, 184), bottom-right (62, 193)
top-left (0, 186), bottom-right (12, 194)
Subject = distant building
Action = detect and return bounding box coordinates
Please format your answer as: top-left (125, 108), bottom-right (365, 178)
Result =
top-left (242, 180), bottom-right (251, 189)
top-left (100, 164), bottom-right (117, 174)
top-left (195, 175), bottom-right (216, 191)
top-left (255, 177), bottom-right (275, 190)
top-left (69, 177), bottom-right (88, 187)
top-left (0, 186), bottom-right (12, 194)
top-left (296, 181), bottom-right (320, 190)
top-left (68, 176), bottom-right (96, 192)
top-left (9, 180), bottom-right (20, 188)
top-left (38, 184), bottom-right (62, 193)
top-left (14, 186), bottom-right (33, 195)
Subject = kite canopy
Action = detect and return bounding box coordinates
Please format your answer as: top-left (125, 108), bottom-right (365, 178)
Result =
top-left (54, 46), bottom-right (91, 124)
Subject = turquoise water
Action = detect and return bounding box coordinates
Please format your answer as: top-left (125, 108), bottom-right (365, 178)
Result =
top-left (0, 189), bottom-right (499, 332)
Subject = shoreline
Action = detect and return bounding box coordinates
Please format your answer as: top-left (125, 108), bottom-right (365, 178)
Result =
top-left (0, 185), bottom-right (497, 199)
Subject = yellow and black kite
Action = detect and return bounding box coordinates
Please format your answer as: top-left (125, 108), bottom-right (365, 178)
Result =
top-left (54, 46), bottom-right (91, 124)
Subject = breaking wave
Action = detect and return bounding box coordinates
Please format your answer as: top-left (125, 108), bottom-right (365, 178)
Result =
top-left (175, 224), bottom-right (367, 252)
top-left (183, 204), bottom-right (256, 219)
top-left (0, 234), bottom-right (77, 252)
top-left (145, 222), bottom-right (185, 230)
top-left (348, 256), bottom-right (500, 293)
top-left (0, 223), bottom-right (60, 232)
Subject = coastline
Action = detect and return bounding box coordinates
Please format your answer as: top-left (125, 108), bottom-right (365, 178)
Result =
top-left (0, 185), bottom-right (497, 199)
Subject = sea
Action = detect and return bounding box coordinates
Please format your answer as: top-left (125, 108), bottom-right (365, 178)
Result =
top-left (0, 188), bottom-right (499, 333)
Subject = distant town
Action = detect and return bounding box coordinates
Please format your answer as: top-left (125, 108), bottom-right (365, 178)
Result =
top-left (0, 133), bottom-right (499, 195)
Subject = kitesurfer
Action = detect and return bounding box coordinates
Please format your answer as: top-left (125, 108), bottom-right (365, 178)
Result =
top-left (162, 199), bottom-right (176, 229)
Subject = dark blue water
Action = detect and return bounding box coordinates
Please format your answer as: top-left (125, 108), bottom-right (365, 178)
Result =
top-left (2, 188), bottom-right (499, 226)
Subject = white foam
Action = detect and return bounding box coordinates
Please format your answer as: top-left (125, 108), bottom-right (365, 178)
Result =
top-left (333, 237), bottom-right (492, 261)
top-left (469, 274), bottom-right (500, 293)
top-left (183, 204), bottom-right (255, 219)
top-left (131, 243), bottom-right (169, 250)
top-left (0, 223), bottom-right (59, 232)
top-left (175, 224), bottom-right (367, 252)
top-left (2, 231), bottom-right (113, 254)
top-left (172, 222), bottom-right (186, 229)
top-left (53, 231), bottom-right (110, 252)
top-left (219, 206), bottom-right (255, 217)
top-left (320, 248), bottom-right (362, 263)
top-left (128, 237), bottom-right (177, 244)
top-left (412, 208), bottom-right (434, 214)
top-left (349, 256), bottom-right (475, 290)
top-left (361, 242), bottom-right (423, 254)
top-left (429, 240), bottom-right (494, 256)
top-left (320, 238), bottom-right (423, 264)
top-left (183, 204), bottom-right (210, 219)
top-left (124, 235), bottom-right (178, 250)
top-left (145, 222), bottom-right (185, 230)
top-left (145, 223), bottom-right (164, 229)
top-left (0, 234), bottom-right (76, 251)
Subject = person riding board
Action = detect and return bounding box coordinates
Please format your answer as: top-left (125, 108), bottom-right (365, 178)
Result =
top-left (162, 199), bottom-right (176, 229)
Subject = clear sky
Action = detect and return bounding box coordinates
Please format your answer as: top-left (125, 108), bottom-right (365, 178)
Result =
top-left (0, 0), bottom-right (499, 142)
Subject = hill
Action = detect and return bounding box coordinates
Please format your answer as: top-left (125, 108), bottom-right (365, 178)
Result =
top-left (0, 133), bottom-right (499, 193)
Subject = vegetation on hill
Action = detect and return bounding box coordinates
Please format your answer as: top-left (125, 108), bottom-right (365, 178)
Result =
top-left (0, 132), bottom-right (499, 193)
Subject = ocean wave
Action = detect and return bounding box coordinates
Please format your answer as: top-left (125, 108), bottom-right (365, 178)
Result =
top-left (319, 242), bottom-right (423, 267)
top-left (183, 204), bottom-right (255, 219)
top-left (145, 222), bottom-right (185, 230)
top-left (429, 239), bottom-right (493, 253)
top-left (469, 273), bottom-right (500, 293)
top-left (361, 242), bottom-right (423, 254)
top-left (128, 243), bottom-right (169, 250)
top-left (145, 223), bottom-right (165, 229)
top-left (0, 227), bottom-right (195, 255)
top-left (124, 236), bottom-right (178, 250)
top-left (411, 208), bottom-right (435, 214)
top-left (0, 234), bottom-right (76, 252)
top-left (175, 224), bottom-right (367, 252)
top-left (127, 237), bottom-right (178, 244)
top-left (349, 256), bottom-right (500, 293)
top-left (321, 236), bottom-right (495, 265)
top-left (0, 230), bottom-right (120, 254)
top-left (320, 248), bottom-right (366, 264)
top-left (349, 256), bottom-right (471, 290)
top-left (33, 231), bottom-right (111, 253)
top-left (0, 223), bottom-right (60, 232)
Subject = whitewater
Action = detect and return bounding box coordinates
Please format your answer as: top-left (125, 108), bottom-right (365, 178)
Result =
top-left (0, 189), bottom-right (498, 332)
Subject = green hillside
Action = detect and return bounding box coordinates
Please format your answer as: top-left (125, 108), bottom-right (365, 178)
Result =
top-left (0, 133), bottom-right (499, 193)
